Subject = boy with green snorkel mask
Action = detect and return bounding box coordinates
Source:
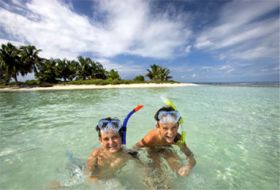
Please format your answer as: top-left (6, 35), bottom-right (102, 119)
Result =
top-left (134, 106), bottom-right (196, 177)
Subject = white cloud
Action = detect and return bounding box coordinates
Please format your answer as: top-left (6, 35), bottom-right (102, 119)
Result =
top-left (0, 38), bottom-right (24, 46)
top-left (11, 0), bottom-right (23, 7)
top-left (95, 58), bottom-right (146, 79)
top-left (0, 0), bottom-right (94, 59)
top-left (218, 65), bottom-right (235, 73)
top-left (216, 18), bottom-right (278, 50)
top-left (230, 46), bottom-right (276, 61)
top-left (0, 0), bottom-right (191, 59)
top-left (219, 0), bottom-right (277, 27)
top-left (195, 38), bottom-right (214, 49)
top-left (194, 0), bottom-right (279, 62)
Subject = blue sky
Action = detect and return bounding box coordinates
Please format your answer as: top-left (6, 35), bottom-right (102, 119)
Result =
top-left (0, 0), bottom-right (279, 82)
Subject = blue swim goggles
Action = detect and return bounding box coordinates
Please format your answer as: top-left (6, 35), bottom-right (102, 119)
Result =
top-left (97, 118), bottom-right (122, 132)
top-left (158, 111), bottom-right (181, 124)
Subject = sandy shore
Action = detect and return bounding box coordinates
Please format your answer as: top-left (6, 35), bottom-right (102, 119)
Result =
top-left (0, 83), bottom-right (198, 92)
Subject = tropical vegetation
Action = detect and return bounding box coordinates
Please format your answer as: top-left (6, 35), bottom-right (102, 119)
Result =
top-left (133, 75), bottom-right (145, 82)
top-left (0, 42), bottom-right (177, 87)
top-left (146, 64), bottom-right (172, 81)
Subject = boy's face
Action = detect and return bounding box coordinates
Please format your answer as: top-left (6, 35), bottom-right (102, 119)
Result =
top-left (157, 122), bottom-right (179, 144)
top-left (99, 129), bottom-right (122, 153)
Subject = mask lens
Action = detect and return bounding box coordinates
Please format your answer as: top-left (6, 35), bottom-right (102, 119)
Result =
top-left (158, 111), bottom-right (180, 123)
top-left (110, 119), bottom-right (121, 129)
top-left (98, 120), bottom-right (108, 129)
top-left (98, 118), bottom-right (121, 131)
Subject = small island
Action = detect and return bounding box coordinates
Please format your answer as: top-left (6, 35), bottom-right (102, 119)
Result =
top-left (0, 43), bottom-right (196, 91)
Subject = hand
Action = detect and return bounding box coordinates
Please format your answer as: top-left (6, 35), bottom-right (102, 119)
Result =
top-left (48, 180), bottom-right (61, 189)
top-left (125, 148), bottom-right (139, 158)
top-left (177, 165), bottom-right (191, 176)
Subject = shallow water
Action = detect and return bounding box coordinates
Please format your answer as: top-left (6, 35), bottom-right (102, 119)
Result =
top-left (0, 85), bottom-right (279, 189)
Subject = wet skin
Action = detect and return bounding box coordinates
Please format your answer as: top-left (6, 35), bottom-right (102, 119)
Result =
top-left (86, 130), bottom-right (131, 180)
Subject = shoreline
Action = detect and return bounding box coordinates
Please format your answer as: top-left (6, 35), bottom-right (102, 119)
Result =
top-left (0, 83), bottom-right (198, 92)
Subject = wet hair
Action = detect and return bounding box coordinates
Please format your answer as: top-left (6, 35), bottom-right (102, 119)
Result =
top-left (95, 117), bottom-right (124, 138)
top-left (154, 106), bottom-right (177, 121)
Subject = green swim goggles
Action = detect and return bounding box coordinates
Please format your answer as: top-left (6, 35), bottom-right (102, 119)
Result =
top-left (97, 118), bottom-right (122, 132)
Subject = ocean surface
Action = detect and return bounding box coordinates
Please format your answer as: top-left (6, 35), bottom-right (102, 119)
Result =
top-left (0, 85), bottom-right (279, 190)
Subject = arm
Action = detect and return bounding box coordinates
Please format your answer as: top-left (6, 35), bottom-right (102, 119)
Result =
top-left (85, 149), bottom-right (100, 180)
top-left (133, 130), bottom-right (157, 149)
top-left (134, 138), bottom-right (148, 149)
top-left (177, 143), bottom-right (196, 176)
top-left (49, 150), bottom-right (100, 188)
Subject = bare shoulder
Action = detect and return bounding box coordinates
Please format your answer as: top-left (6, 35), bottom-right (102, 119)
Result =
top-left (144, 129), bottom-right (157, 139)
top-left (88, 148), bottom-right (102, 159)
top-left (142, 129), bottom-right (159, 145)
top-left (86, 148), bottom-right (102, 174)
top-left (135, 129), bottom-right (159, 148)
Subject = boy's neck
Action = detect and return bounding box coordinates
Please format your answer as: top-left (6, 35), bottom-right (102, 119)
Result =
top-left (103, 147), bottom-right (123, 156)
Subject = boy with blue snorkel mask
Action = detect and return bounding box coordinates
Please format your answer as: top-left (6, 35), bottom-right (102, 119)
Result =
top-left (86, 117), bottom-right (139, 181)
top-left (49, 115), bottom-right (143, 188)
top-left (49, 117), bottom-right (140, 188)
top-left (134, 106), bottom-right (196, 177)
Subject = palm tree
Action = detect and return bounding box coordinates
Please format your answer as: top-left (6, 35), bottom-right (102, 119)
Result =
top-left (35, 58), bottom-right (58, 83)
top-left (0, 57), bottom-right (8, 84)
top-left (106, 69), bottom-right (121, 80)
top-left (76, 56), bottom-right (92, 80)
top-left (0, 43), bottom-right (21, 84)
top-left (56, 59), bottom-right (79, 81)
top-left (19, 45), bottom-right (42, 75)
top-left (146, 64), bottom-right (160, 80)
top-left (91, 61), bottom-right (107, 79)
top-left (146, 64), bottom-right (172, 81)
top-left (159, 68), bottom-right (172, 81)
top-left (56, 59), bottom-right (68, 81)
top-left (76, 56), bottom-right (110, 80)
top-left (67, 60), bottom-right (79, 81)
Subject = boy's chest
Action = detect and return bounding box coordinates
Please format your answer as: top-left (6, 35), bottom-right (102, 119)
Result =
top-left (97, 154), bottom-right (128, 170)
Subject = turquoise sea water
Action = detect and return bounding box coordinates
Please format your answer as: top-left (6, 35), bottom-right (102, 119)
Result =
top-left (0, 85), bottom-right (279, 189)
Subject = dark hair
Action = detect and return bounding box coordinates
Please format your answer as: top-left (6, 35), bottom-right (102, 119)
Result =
top-left (95, 117), bottom-right (124, 138)
top-left (154, 106), bottom-right (179, 121)
top-left (155, 106), bottom-right (181, 143)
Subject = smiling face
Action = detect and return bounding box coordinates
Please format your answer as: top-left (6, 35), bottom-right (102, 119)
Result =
top-left (157, 122), bottom-right (179, 144)
top-left (99, 129), bottom-right (122, 153)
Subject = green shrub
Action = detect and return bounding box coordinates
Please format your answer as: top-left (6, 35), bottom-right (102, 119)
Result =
top-left (133, 75), bottom-right (145, 82)
top-left (66, 79), bottom-right (179, 85)
top-left (25, 80), bottom-right (40, 86)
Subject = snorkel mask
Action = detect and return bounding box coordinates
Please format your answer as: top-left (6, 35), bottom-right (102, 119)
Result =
top-left (160, 96), bottom-right (186, 145)
top-left (97, 118), bottom-right (122, 132)
top-left (158, 110), bottom-right (181, 124)
top-left (96, 105), bottom-right (143, 145)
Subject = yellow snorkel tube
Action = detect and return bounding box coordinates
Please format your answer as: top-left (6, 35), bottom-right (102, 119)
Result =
top-left (160, 96), bottom-right (186, 145)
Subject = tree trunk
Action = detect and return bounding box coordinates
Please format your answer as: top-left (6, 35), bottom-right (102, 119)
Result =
top-left (14, 74), bottom-right (18, 84)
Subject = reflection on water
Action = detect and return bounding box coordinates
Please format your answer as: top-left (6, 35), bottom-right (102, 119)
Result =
top-left (0, 86), bottom-right (279, 189)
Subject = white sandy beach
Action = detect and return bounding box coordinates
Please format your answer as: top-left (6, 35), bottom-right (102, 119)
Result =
top-left (0, 83), bottom-right (198, 92)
